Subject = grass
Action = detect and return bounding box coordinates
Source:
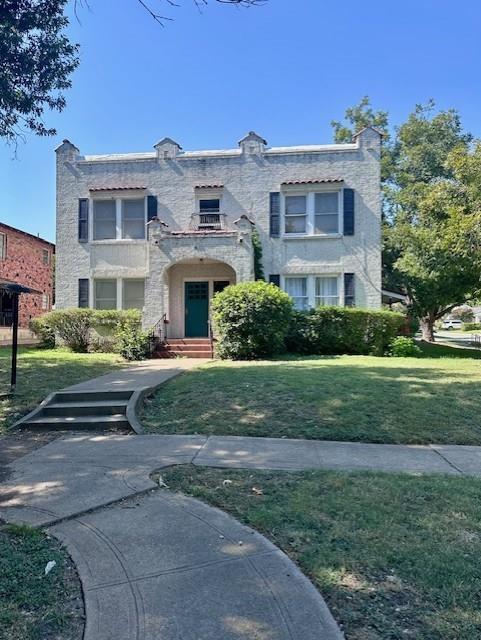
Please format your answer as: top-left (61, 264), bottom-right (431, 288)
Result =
top-left (141, 352), bottom-right (481, 445)
top-left (164, 465), bottom-right (481, 640)
top-left (0, 523), bottom-right (83, 640)
top-left (0, 347), bottom-right (124, 434)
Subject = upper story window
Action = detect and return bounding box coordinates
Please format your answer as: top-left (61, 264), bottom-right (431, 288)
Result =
top-left (283, 191), bottom-right (340, 236)
top-left (0, 233), bottom-right (6, 259)
top-left (93, 197), bottom-right (146, 241)
top-left (198, 198), bottom-right (221, 230)
top-left (42, 248), bottom-right (50, 265)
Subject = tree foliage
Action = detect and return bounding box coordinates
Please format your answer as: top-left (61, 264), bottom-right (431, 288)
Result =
top-left (0, 0), bottom-right (79, 141)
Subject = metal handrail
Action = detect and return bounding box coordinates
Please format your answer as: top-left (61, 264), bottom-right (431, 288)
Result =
top-left (208, 321), bottom-right (215, 359)
top-left (149, 313), bottom-right (168, 355)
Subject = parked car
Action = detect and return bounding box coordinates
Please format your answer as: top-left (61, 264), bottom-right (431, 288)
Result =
top-left (442, 318), bottom-right (463, 330)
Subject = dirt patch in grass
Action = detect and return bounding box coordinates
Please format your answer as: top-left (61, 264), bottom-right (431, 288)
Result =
top-left (0, 523), bottom-right (84, 640)
top-left (163, 465), bottom-right (481, 639)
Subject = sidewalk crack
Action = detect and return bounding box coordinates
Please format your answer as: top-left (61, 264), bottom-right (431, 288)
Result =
top-left (431, 446), bottom-right (464, 474)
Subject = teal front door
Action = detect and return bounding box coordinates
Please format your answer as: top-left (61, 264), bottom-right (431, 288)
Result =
top-left (184, 281), bottom-right (209, 337)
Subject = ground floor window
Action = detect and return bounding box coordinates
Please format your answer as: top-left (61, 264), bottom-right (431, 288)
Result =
top-left (284, 277), bottom-right (309, 310)
top-left (41, 293), bottom-right (50, 310)
top-left (123, 279), bottom-right (145, 310)
top-left (94, 279), bottom-right (117, 309)
top-left (283, 274), bottom-right (342, 309)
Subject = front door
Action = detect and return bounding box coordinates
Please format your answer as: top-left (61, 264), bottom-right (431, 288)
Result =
top-left (184, 281), bottom-right (209, 337)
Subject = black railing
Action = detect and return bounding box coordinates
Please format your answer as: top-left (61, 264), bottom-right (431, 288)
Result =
top-left (149, 313), bottom-right (168, 355)
top-left (192, 213), bottom-right (227, 231)
top-left (0, 311), bottom-right (13, 327)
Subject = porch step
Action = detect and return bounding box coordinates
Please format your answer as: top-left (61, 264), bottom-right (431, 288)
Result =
top-left (153, 338), bottom-right (213, 359)
top-left (21, 414), bottom-right (130, 431)
top-left (53, 390), bottom-right (133, 403)
top-left (42, 399), bottom-right (129, 417)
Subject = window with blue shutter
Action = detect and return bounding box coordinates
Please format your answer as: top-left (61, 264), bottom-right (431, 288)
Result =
top-left (147, 195), bottom-right (158, 221)
top-left (269, 274), bottom-right (280, 287)
top-left (78, 279), bottom-right (89, 308)
top-left (343, 188), bottom-right (355, 236)
top-left (344, 273), bottom-right (355, 306)
top-left (269, 192), bottom-right (280, 237)
top-left (78, 199), bottom-right (89, 243)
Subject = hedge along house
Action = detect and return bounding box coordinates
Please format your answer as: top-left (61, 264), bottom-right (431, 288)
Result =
top-left (55, 128), bottom-right (382, 343)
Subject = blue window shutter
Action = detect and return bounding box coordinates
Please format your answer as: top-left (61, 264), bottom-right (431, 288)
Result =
top-left (269, 274), bottom-right (280, 287)
top-left (343, 189), bottom-right (355, 236)
top-left (78, 279), bottom-right (89, 308)
top-left (78, 199), bottom-right (89, 242)
top-left (147, 195), bottom-right (158, 221)
top-left (269, 193), bottom-right (280, 237)
top-left (344, 273), bottom-right (355, 307)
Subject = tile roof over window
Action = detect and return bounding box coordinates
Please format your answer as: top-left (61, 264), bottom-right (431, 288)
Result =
top-left (281, 179), bottom-right (344, 186)
top-left (89, 186), bottom-right (146, 192)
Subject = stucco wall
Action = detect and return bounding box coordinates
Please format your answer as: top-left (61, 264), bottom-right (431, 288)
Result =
top-left (56, 128), bottom-right (382, 326)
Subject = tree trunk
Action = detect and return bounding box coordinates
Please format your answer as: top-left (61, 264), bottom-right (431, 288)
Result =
top-left (421, 316), bottom-right (435, 342)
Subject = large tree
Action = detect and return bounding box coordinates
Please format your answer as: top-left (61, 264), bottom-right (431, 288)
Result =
top-left (332, 99), bottom-right (481, 341)
top-left (0, 0), bottom-right (79, 141)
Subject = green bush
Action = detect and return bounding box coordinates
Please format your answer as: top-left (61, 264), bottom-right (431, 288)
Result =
top-left (47, 308), bottom-right (95, 352)
top-left (462, 322), bottom-right (481, 332)
top-left (212, 281), bottom-right (293, 359)
top-left (285, 306), bottom-right (404, 357)
top-left (29, 315), bottom-right (56, 349)
top-left (115, 322), bottom-right (151, 361)
top-left (389, 336), bottom-right (422, 357)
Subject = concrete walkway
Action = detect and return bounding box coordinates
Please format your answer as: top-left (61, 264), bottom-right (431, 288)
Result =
top-left (3, 434), bottom-right (481, 638)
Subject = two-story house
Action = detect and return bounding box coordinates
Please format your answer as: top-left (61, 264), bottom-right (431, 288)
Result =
top-left (0, 222), bottom-right (54, 329)
top-left (55, 128), bottom-right (382, 340)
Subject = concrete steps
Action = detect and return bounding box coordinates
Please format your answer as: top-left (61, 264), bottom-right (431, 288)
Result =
top-left (20, 390), bottom-right (133, 431)
top-left (154, 339), bottom-right (213, 359)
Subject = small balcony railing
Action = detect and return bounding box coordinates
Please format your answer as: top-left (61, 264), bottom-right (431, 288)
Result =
top-left (197, 213), bottom-right (225, 230)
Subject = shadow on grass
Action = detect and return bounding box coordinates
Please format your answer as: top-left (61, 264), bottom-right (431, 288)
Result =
top-left (141, 357), bottom-right (481, 444)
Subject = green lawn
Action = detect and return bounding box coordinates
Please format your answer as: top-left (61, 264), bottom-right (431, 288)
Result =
top-left (141, 353), bottom-right (481, 445)
top-left (0, 347), bottom-right (124, 435)
top-left (165, 465), bottom-right (481, 640)
top-left (0, 524), bottom-right (83, 640)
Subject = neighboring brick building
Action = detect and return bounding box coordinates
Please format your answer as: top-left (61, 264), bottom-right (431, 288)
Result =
top-left (0, 223), bottom-right (55, 328)
top-left (56, 128), bottom-right (381, 338)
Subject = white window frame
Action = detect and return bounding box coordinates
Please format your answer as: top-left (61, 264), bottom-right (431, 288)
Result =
top-left (41, 293), bottom-right (50, 310)
top-left (314, 276), bottom-right (340, 307)
top-left (283, 276), bottom-right (309, 310)
top-left (42, 248), bottom-right (50, 265)
top-left (94, 278), bottom-right (118, 310)
top-left (0, 232), bottom-right (6, 259)
top-left (91, 195), bottom-right (147, 242)
top-left (281, 188), bottom-right (342, 238)
top-left (122, 278), bottom-right (145, 310)
top-left (281, 274), bottom-right (343, 309)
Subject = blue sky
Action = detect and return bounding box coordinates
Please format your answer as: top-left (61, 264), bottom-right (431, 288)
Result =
top-left (2, 0), bottom-right (481, 242)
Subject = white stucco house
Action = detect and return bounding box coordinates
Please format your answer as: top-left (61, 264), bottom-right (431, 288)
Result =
top-left (55, 127), bottom-right (382, 341)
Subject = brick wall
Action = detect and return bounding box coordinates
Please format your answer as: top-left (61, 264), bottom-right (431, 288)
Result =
top-left (0, 223), bottom-right (55, 328)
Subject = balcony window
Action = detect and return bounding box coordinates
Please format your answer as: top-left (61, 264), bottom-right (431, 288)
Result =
top-left (123, 279), bottom-right (145, 310)
top-left (284, 195), bottom-right (307, 234)
top-left (94, 279), bottom-right (117, 309)
top-left (93, 200), bottom-right (116, 240)
top-left (199, 198), bottom-right (221, 229)
top-left (122, 199), bottom-right (145, 239)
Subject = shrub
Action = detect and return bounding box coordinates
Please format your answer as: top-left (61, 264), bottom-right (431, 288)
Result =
top-left (212, 281), bottom-right (293, 359)
top-left (115, 322), bottom-right (151, 360)
top-left (29, 315), bottom-right (56, 348)
top-left (462, 322), bottom-right (481, 332)
top-left (47, 308), bottom-right (95, 352)
top-left (389, 336), bottom-right (422, 358)
top-left (285, 306), bottom-right (404, 357)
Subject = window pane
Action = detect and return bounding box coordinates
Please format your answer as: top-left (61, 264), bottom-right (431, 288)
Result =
top-left (0, 233), bottom-right (5, 259)
top-left (315, 277), bottom-right (339, 306)
top-left (285, 277), bottom-right (308, 310)
top-left (285, 195), bottom-right (306, 215)
top-left (315, 192), bottom-right (339, 214)
top-left (285, 215), bottom-right (307, 234)
top-left (93, 200), bottom-right (116, 240)
top-left (314, 214), bottom-right (339, 234)
top-left (122, 199), bottom-right (145, 239)
top-left (199, 199), bottom-right (220, 213)
top-left (95, 279), bottom-right (117, 309)
top-left (123, 279), bottom-right (145, 310)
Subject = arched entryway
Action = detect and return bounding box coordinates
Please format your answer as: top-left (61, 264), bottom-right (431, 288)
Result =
top-left (164, 258), bottom-right (236, 338)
